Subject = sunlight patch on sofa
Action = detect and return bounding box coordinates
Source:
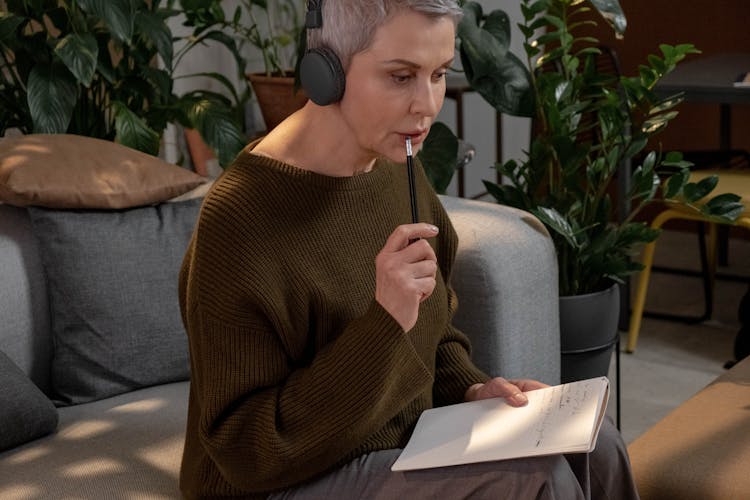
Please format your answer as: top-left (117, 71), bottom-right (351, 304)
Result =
top-left (138, 435), bottom-right (184, 477)
top-left (0, 484), bottom-right (43, 500)
top-left (111, 398), bottom-right (168, 414)
top-left (4, 445), bottom-right (51, 465)
top-left (61, 457), bottom-right (124, 478)
top-left (60, 419), bottom-right (116, 440)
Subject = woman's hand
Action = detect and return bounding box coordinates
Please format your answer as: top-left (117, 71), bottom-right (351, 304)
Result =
top-left (375, 223), bottom-right (439, 332)
top-left (464, 377), bottom-right (550, 407)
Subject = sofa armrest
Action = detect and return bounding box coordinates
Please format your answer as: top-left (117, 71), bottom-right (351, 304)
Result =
top-left (440, 196), bottom-right (560, 385)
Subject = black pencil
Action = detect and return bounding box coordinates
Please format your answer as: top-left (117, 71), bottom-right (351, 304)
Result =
top-left (406, 137), bottom-right (418, 224)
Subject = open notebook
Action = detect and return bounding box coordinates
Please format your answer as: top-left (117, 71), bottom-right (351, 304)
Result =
top-left (392, 376), bottom-right (609, 471)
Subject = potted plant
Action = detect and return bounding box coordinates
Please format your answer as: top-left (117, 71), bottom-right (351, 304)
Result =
top-left (448, 0), bottom-right (744, 381)
top-left (0, 0), bottom-right (249, 167)
top-left (227, 0), bottom-right (307, 130)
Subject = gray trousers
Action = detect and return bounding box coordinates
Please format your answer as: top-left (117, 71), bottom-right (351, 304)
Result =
top-left (268, 417), bottom-right (639, 500)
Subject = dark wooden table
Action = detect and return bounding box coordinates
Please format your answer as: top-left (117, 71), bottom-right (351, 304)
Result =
top-left (655, 52), bottom-right (750, 150)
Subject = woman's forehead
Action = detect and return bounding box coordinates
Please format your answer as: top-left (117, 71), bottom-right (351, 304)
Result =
top-left (365, 10), bottom-right (456, 61)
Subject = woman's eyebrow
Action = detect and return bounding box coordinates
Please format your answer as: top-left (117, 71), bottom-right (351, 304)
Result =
top-left (380, 57), bottom-right (455, 68)
top-left (380, 58), bottom-right (420, 68)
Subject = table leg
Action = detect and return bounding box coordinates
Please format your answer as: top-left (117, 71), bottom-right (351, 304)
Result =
top-left (719, 103), bottom-right (732, 151)
top-left (718, 103), bottom-right (732, 266)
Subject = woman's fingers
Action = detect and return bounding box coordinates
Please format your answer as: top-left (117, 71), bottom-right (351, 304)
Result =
top-left (381, 223), bottom-right (439, 252)
top-left (375, 224), bottom-right (439, 331)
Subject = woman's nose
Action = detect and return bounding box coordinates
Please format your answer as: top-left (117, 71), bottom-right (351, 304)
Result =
top-left (410, 79), bottom-right (442, 117)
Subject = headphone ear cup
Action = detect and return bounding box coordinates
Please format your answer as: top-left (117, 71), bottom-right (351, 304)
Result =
top-left (300, 47), bottom-right (346, 106)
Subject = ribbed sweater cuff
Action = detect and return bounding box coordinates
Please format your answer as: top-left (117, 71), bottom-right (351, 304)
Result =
top-left (434, 343), bottom-right (490, 406)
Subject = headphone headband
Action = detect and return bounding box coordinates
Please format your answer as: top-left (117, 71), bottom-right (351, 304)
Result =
top-left (306, 0), bottom-right (323, 28)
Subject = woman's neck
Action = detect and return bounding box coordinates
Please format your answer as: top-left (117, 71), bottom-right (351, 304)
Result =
top-left (253, 102), bottom-right (377, 177)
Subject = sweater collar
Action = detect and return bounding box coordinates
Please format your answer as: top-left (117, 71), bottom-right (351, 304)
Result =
top-left (236, 139), bottom-right (398, 192)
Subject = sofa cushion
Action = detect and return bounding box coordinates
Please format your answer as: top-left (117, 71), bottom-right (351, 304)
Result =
top-left (0, 349), bottom-right (58, 451)
top-left (0, 204), bottom-right (53, 393)
top-left (28, 198), bottom-right (202, 405)
top-left (0, 134), bottom-right (207, 209)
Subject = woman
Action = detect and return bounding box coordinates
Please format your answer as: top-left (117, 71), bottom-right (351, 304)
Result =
top-left (178, 1), bottom-right (640, 498)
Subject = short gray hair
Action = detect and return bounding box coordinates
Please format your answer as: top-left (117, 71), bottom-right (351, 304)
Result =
top-left (307, 0), bottom-right (462, 71)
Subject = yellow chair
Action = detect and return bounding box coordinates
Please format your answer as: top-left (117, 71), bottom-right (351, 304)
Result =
top-left (627, 170), bottom-right (750, 353)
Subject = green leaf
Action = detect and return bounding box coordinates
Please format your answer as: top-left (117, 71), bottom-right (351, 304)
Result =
top-left (682, 176), bottom-right (718, 203)
top-left (531, 206), bottom-right (581, 250)
top-left (141, 67), bottom-right (173, 100)
top-left (483, 180), bottom-right (528, 211)
top-left (542, 15), bottom-right (565, 31)
top-left (136, 11), bottom-right (173, 69)
top-left (648, 95), bottom-right (683, 114)
top-left (588, 0), bottom-right (627, 36)
top-left (186, 97), bottom-right (246, 167)
top-left (483, 10), bottom-right (511, 52)
top-left (112, 101), bottom-right (161, 156)
top-left (647, 54), bottom-right (667, 75)
top-left (663, 169), bottom-right (689, 198)
top-left (701, 193), bottom-right (745, 222)
top-left (615, 222), bottom-right (661, 247)
top-left (642, 151), bottom-right (656, 171)
top-left (521, 0), bottom-right (547, 21)
top-left (177, 71), bottom-right (241, 105)
top-left (628, 164), bottom-right (660, 202)
top-left (623, 137), bottom-right (648, 159)
top-left (458, 18), bottom-right (533, 116)
top-left (27, 64), bottom-right (78, 133)
top-left (0, 12), bottom-right (25, 43)
top-left (78, 0), bottom-right (136, 44)
top-left (417, 122), bottom-right (459, 194)
top-left (54, 33), bottom-right (98, 88)
top-left (642, 111), bottom-right (679, 135)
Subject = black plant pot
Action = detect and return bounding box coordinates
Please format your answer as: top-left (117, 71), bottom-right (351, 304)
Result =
top-left (559, 283), bottom-right (620, 383)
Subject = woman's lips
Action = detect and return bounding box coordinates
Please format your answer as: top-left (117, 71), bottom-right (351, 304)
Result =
top-left (401, 130), bottom-right (427, 145)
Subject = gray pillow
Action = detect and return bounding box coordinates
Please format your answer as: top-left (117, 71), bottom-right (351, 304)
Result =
top-left (28, 198), bottom-right (201, 405)
top-left (0, 350), bottom-right (58, 451)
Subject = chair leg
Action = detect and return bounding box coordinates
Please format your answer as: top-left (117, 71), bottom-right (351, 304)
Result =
top-left (627, 212), bottom-right (748, 353)
top-left (644, 222), bottom-right (716, 323)
top-left (627, 209), bottom-right (687, 353)
top-left (627, 239), bottom-right (658, 353)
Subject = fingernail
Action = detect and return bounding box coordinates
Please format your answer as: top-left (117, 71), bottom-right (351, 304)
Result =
top-left (428, 225), bottom-right (438, 233)
top-left (511, 393), bottom-right (528, 405)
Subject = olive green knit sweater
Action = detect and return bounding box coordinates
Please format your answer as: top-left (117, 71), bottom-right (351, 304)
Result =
top-left (178, 147), bottom-right (489, 499)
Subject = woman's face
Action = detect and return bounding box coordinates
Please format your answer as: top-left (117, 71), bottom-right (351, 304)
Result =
top-left (339, 10), bottom-right (456, 164)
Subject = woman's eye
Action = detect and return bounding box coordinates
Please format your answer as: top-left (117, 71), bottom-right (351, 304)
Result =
top-left (392, 74), bottom-right (412, 84)
top-left (433, 71), bottom-right (447, 82)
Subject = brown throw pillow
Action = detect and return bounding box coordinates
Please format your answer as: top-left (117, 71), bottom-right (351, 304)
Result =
top-left (0, 134), bottom-right (208, 209)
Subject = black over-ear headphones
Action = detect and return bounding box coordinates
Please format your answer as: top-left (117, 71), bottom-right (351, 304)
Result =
top-left (299, 0), bottom-right (346, 105)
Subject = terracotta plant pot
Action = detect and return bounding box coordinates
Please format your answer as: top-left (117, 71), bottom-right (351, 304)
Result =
top-left (184, 128), bottom-right (214, 177)
top-left (247, 73), bottom-right (308, 131)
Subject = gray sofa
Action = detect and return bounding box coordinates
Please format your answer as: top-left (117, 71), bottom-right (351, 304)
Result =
top-left (0, 194), bottom-right (560, 499)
